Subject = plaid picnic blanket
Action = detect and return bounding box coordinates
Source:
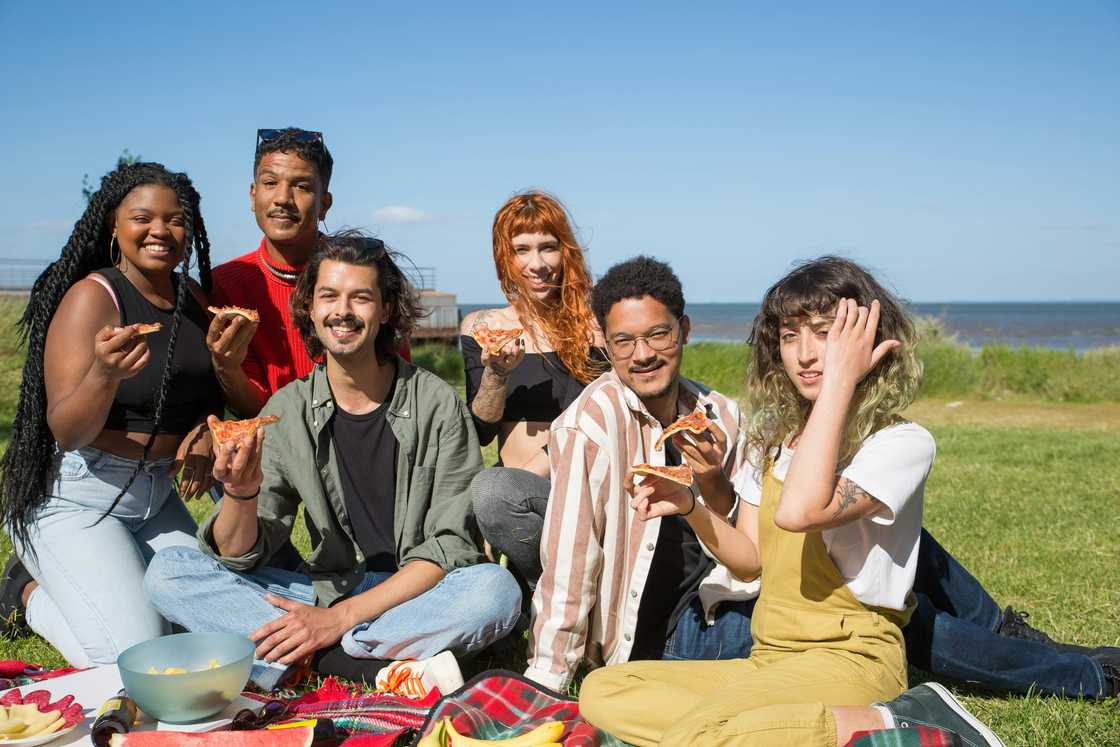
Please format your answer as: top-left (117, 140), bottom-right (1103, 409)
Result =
top-left (243, 677), bottom-right (438, 745)
top-left (416, 670), bottom-right (629, 747)
top-left (848, 726), bottom-right (965, 746)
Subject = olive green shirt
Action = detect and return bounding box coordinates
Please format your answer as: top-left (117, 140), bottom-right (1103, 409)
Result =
top-left (199, 358), bottom-right (484, 607)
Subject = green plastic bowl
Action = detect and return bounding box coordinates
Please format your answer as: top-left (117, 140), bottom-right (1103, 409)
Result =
top-left (117, 632), bottom-right (254, 723)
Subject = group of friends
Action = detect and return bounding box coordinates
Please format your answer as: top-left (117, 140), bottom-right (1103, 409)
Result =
top-left (0, 128), bottom-right (1115, 746)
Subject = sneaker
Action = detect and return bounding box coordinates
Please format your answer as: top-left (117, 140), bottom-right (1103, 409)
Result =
top-left (883, 682), bottom-right (1005, 747)
top-left (996, 605), bottom-right (1055, 646)
top-left (375, 651), bottom-right (463, 699)
top-left (0, 556), bottom-right (32, 637)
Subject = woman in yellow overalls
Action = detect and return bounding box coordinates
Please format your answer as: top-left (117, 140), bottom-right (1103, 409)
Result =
top-left (580, 257), bottom-right (1003, 746)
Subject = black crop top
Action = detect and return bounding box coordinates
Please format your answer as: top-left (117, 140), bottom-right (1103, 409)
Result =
top-left (461, 335), bottom-right (606, 446)
top-left (96, 268), bottom-right (219, 434)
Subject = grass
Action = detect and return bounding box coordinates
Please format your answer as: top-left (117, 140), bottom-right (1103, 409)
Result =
top-left (0, 299), bottom-right (1118, 744)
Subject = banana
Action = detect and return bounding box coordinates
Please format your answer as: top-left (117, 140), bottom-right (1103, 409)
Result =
top-left (444, 719), bottom-right (564, 747)
top-left (416, 718), bottom-right (448, 747)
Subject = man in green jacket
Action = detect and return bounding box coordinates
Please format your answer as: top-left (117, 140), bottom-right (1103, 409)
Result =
top-left (146, 231), bottom-right (521, 689)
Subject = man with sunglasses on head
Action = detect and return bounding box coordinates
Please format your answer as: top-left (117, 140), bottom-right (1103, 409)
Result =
top-left (208, 128), bottom-right (410, 419)
top-left (525, 256), bottom-right (756, 692)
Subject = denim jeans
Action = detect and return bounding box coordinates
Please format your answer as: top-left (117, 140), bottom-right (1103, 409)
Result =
top-left (145, 546), bottom-right (522, 690)
top-left (12, 447), bottom-right (198, 667)
top-left (905, 529), bottom-right (1108, 698)
top-left (470, 467), bottom-right (549, 589)
top-left (662, 596), bottom-right (755, 661)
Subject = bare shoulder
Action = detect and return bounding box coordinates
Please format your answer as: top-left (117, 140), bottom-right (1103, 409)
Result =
top-left (55, 276), bottom-right (119, 328)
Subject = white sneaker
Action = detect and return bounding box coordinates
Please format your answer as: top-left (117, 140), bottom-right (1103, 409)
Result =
top-left (375, 651), bottom-right (463, 698)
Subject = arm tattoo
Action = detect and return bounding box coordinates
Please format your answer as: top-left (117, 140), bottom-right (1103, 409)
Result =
top-left (831, 478), bottom-right (867, 519)
top-left (467, 310), bottom-right (510, 423)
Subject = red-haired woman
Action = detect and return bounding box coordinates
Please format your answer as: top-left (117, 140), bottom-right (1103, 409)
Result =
top-left (463, 191), bottom-right (605, 592)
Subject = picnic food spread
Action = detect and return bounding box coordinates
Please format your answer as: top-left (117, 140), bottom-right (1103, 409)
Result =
top-left (207, 306), bottom-right (261, 323)
top-left (653, 409), bottom-right (712, 450)
top-left (0, 689), bottom-right (84, 743)
top-left (419, 718), bottom-right (563, 747)
top-left (631, 463), bottom-right (695, 486)
top-left (208, 416), bottom-right (280, 449)
top-left (471, 323), bottom-right (524, 357)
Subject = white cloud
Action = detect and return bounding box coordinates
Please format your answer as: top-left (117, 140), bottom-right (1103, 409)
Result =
top-left (371, 206), bottom-right (432, 224)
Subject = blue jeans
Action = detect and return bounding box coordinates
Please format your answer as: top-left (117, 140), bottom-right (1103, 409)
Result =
top-left (12, 448), bottom-right (198, 667)
top-left (663, 597), bottom-right (755, 661)
top-left (904, 529), bottom-right (1108, 698)
top-left (145, 546), bottom-right (522, 690)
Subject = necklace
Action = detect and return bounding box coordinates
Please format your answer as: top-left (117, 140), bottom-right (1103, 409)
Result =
top-left (260, 252), bottom-right (303, 283)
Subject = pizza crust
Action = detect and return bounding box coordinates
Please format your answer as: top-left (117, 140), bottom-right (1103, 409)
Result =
top-left (207, 305), bottom-right (261, 323)
top-left (632, 463), bottom-right (694, 486)
top-left (134, 323), bottom-right (162, 336)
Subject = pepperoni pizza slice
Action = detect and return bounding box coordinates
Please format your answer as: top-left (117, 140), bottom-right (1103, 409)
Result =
top-left (654, 409), bottom-right (712, 451)
top-left (632, 463), bottom-right (694, 487)
top-left (207, 305), bottom-right (261, 323)
top-left (208, 415), bottom-right (280, 449)
top-left (472, 322), bottom-right (524, 356)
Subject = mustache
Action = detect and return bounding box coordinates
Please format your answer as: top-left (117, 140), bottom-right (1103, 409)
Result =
top-left (268, 209), bottom-right (299, 219)
top-left (325, 315), bottom-right (364, 330)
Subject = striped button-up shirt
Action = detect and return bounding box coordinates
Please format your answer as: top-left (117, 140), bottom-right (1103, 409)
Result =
top-left (525, 369), bottom-right (742, 691)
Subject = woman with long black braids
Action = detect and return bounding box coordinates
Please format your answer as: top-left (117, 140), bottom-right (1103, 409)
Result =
top-left (0, 162), bottom-right (221, 667)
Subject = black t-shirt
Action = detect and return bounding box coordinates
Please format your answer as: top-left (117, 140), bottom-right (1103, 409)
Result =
top-left (329, 376), bottom-right (399, 573)
top-left (629, 443), bottom-right (714, 660)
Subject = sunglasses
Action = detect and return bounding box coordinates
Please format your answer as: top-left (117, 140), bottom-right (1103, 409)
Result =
top-left (231, 700), bottom-right (290, 730)
top-left (256, 129), bottom-right (324, 150)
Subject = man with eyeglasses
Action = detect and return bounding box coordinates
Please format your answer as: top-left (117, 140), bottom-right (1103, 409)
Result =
top-left (525, 256), bottom-right (756, 692)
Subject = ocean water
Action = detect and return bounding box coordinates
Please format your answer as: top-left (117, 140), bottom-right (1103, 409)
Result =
top-left (460, 302), bottom-right (1120, 351)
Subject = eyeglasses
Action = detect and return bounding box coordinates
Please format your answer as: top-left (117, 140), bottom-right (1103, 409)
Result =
top-left (231, 700), bottom-right (290, 730)
top-left (607, 318), bottom-right (683, 360)
top-left (256, 128), bottom-right (324, 150)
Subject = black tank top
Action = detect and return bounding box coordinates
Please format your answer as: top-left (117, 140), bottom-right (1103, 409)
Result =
top-left (96, 268), bottom-right (219, 434)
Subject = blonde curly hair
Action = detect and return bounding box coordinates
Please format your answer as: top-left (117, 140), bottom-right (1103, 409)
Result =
top-left (744, 256), bottom-right (922, 472)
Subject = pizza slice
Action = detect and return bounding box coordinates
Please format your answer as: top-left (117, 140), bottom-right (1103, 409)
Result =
top-left (207, 305), bottom-right (261, 323)
top-left (134, 322), bottom-right (162, 336)
top-left (654, 409), bottom-right (713, 451)
top-left (208, 415), bottom-right (280, 449)
top-left (472, 322), bottom-right (524, 356)
top-left (632, 463), bottom-right (694, 487)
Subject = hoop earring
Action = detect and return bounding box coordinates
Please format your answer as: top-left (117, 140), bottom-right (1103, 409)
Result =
top-left (109, 234), bottom-right (121, 267)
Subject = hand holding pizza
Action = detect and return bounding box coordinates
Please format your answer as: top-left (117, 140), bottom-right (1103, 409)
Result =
top-left (92, 324), bottom-right (151, 381)
top-left (172, 421), bottom-right (216, 500)
top-left (625, 466), bottom-right (695, 522)
top-left (206, 306), bottom-right (259, 371)
top-left (672, 421), bottom-right (730, 504)
top-left (474, 322), bottom-right (526, 377)
top-left (208, 414), bottom-right (265, 499)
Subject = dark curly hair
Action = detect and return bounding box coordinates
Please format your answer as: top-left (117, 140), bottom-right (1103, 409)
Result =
top-left (591, 255), bottom-right (685, 331)
top-left (254, 128), bottom-right (334, 189)
top-left (1, 162), bottom-right (212, 554)
top-left (291, 230), bottom-right (421, 364)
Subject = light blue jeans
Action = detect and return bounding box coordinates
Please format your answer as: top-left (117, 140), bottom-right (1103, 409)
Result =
top-left (12, 447), bottom-right (198, 667)
top-left (145, 546), bottom-right (522, 690)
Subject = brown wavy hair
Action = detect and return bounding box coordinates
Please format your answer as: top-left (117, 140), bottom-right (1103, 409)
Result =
top-left (291, 230), bottom-right (421, 364)
top-left (745, 256), bottom-right (922, 471)
top-left (492, 191), bottom-right (604, 384)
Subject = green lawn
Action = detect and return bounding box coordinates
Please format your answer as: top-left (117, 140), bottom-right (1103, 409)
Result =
top-left (0, 297), bottom-right (1117, 744)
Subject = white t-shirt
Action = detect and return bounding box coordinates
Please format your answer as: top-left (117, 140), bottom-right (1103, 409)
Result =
top-left (736, 422), bottom-right (935, 611)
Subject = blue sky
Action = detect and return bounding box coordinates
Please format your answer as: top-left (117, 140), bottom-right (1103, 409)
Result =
top-left (1, 1), bottom-right (1117, 303)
